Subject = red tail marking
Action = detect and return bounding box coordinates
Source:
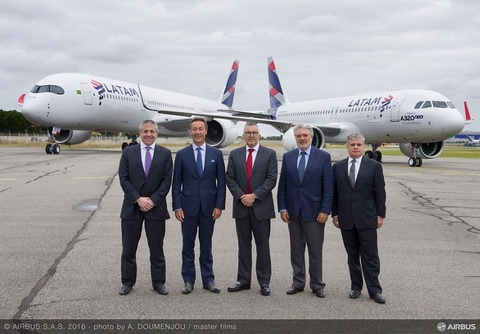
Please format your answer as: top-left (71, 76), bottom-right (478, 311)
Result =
top-left (464, 101), bottom-right (472, 121)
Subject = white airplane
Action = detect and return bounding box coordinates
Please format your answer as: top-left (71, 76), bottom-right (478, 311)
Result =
top-left (263, 57), bottom-right (467, 167)
top-left (18, 61), bottom-right (244, 154)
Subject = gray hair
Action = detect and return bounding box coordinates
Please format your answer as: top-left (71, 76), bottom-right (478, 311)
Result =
top-left (243, 122), bottom-right (259, 131)
top-left (293, 123), bottom-right (313, 137)
top-left (346, 133), bottom-right (365, 143)
top-left (139, 119), bottom-right (158, 133)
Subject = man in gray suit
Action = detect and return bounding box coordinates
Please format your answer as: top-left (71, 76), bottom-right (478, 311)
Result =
top-left (226, 123), bottom-right (277, 296)
top-left (118, 120), bottom-right (173, 296)
top-left (332, 133), bottom-right (386, 304)
top-left (277, 124), bottom-right (333, 298)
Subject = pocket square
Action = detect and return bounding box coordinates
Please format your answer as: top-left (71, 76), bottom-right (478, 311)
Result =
top-left (210, 159), bottom-right (215, 163)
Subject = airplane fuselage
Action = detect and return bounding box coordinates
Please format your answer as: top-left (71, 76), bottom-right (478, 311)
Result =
top-left (21, 73), bottom-right (227, 136)
top-left (275, 89), bottom-right (465, 144)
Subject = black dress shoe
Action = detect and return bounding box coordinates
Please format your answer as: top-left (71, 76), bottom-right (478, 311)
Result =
top-left (203, 281), bottom-right (221, 293)
top-left (153, 284), bottom-right (168, 295)
top-left (182, 282), bottom-right (194, 294)
top-left (314, 287), bottom-right (325, 298)
top-left (370, 293), bottom-right (386, 304)
top-left (227, 282), bottom-right (251, 292)
top-left (260, 286), bottom-right (270, 296)
top-left (119, 284), bottom-right (132, 295)
top-left (349, 290), bottom-right (361, 299)
top-left (286, 286), bottom-right (304, 295)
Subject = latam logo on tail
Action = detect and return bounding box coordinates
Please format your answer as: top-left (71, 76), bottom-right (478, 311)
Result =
top-left (91, 79), bottom-right (140, 106)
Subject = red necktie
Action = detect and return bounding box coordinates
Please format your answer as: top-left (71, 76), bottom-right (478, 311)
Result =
top-left (246, 148), bottom-right (254, 194)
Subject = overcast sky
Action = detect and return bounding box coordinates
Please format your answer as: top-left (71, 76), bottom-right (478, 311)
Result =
top-left (1, 0), bottom-right (479, 133)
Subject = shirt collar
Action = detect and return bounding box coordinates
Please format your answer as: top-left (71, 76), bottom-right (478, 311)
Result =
top-left (192, 143), bottom-right (206, 151)
top-left (299, 146), bottom-right (312, 156)
top-left (246, 144), bottom-right (260, 152)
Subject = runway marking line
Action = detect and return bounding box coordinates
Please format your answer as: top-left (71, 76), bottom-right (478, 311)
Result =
top-left (0, 178), bottom-right (15, 181)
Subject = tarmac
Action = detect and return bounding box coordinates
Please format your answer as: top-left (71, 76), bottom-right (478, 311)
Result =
top-left (0, 145), bottom-right (479, 333)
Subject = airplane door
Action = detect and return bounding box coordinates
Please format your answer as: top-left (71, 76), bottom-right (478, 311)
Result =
top-left (80, 83), bottom-right (93, 105)
top-left (390, 94), bottom-right (407, 122)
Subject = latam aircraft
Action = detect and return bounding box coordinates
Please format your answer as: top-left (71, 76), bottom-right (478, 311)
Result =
top-left (264, 57), bottom-right (467, 167)
top-left (18, 61), bottom-right (243, 154)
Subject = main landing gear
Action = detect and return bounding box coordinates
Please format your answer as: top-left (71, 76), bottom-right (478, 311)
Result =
top-left (122, 135), bottom-right (139, 150)
top-left (364, 143), bottom-right (383, 162)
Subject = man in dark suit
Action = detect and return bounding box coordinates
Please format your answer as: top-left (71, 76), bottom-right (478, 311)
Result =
top-left (118, 120), bottom-right (173, 296)
top-left (226, 122), bottom-right (277, 296)
top-left (332, 133), bottom-right (387, 304)
top-left (277, 124), bottom-right (333, 298)
top-left (172, 117), bottom-right (226, 294)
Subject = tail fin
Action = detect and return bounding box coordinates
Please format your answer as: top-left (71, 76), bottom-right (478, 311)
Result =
top-left (267, 57), bottom-right (288, 119)
top-left (219, 60), bottom-right (239, 109)
top-left (464, 101), bottom-right (473, 124)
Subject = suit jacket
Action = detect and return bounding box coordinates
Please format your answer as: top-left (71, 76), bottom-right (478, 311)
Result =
top-left (119, 144), bottom-right (172, 220)
top-left (172, 144), bottom-right (226, 217)
top-left (332, 157), bottom-right (386, 230)
top-left (277, 147), bottom-right (333, 222)
top-left (226, 145), bottom-right (278, 220)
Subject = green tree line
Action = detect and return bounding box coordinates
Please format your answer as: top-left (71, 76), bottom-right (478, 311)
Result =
top-left (0, 110), bottom-right (43, 133)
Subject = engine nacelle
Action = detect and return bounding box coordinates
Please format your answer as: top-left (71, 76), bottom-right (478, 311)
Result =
top-left (49, 128), bottom-right (92, 145)
top-left (281, 126), bottom-right (325, 151)
top-left (205, 119), bottom-right (238, 148)
top-left (399, 141), bottom-right (445, 159)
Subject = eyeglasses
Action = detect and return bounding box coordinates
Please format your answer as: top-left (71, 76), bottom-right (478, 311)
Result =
top-left (244, 131), bottom-right (259, 137)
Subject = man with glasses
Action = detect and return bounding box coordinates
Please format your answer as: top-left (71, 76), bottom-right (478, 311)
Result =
top-left (226, 123), bottom-right (277, 296)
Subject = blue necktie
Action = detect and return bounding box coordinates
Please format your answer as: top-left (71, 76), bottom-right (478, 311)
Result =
top-left (298, 151), bottom-right (306, 182)
top-left (349, 159), bottom-right (356, 187)
top-left (196, 147), bottom-right (203, 175)
top-left (144, 146), bottom-right (152, 175)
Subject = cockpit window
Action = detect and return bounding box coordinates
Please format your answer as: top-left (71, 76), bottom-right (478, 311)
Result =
top-left (414, 101), bottom-right (423, 109)
top-left (30, 85), bottom-right (65, 95)
top-left (432, 101), bottom-right (448, 108)
top-left (446, 101), bottom-right (455, 108)
top-left (422, 101), bottom-right (432, 108)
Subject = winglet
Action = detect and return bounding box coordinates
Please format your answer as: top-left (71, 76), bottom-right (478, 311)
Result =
top-left (464, 101), bottom-right (473, 124)
top-left (267, 57), bottom-right (288, 119)
top-left (220, 60), bottom-right (239, 109)
top-left (18, 93), bottom-right (25, 107)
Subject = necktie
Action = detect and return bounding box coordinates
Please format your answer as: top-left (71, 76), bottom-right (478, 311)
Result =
top-left (246, 148), bottom-right (254, 193)
top-left (298, 151), bottom-right (306, 182)
top-left (349, 159), bottom-right (356, 187)
top-left (196, 147), bottom-right (203, 175)
top-left (144, 146), bottom-right (152, 175)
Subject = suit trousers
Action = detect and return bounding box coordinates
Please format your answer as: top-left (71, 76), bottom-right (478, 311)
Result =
top-left (341, 226), bottom-right (382, 296)
top-left (235, 207), bottom-right (271, 286)
top-left (288, 214), bottom-right (326, 291)
top-left (181, 213), bottom-right (215, 286)
top-left (121, 218), bottom-right (166, 287)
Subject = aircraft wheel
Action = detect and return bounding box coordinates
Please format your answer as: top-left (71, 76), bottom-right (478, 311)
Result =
top-left (52, 144), bottom-right (61, 154)
top-left (365, 150), bottom-right (374, 159)
top-left (45, 144), bottom-right (53, 154)
top-left (415, 157), bottom-right (423, 167)
top-left (122, 142), bottom-right (128, 150)
top-left (375, 151), bottom-right (383, 162)
top-left (408, 157), bottom-right (417, 167)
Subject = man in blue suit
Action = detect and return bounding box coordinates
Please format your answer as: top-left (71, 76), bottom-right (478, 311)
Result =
top-left (118, 120), bottom-right (172, 296)
top-left (332, 133), bottom-right (386, 304)
top-left (172, 117), bottom-right (226, 294)
top-left (278, 124), bottom-right (333, 298)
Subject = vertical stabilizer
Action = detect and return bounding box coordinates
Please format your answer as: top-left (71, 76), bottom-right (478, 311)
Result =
top-left (220, 60), bottom-right (239, 108)
top-left (267, 57), bottom-right (288, 119)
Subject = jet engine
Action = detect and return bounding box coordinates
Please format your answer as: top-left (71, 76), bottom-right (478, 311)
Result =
top-left (399, 141), bottom-right (445, 159)
top-left (48, 128), bottom-right (93, 145)
top-left (281, 126), bottom-right (325, 151)
top-left (205, 119), bottom-right (238, 148)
